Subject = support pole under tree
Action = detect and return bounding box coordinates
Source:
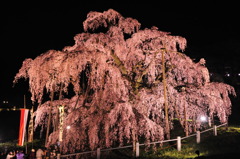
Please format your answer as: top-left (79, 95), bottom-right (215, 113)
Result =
top-left (161, 48), bottom-right (170, 139)
top-left (132, 129), bottom-right (136, 156)
top-left (45, 90), bottom-right (55, 146)
top-left (58, 105), bottom-right (64, 153)
top-left (208, 116), bottom-right (212, 127)
top-left (24, 95), bottom-right (26, 109)
top-left (24, 95), bottom-right (28, 154)
top-left (184, 104), bottom-right (188, 136)
top-left (28, 106), bottom-right (34, 142)
top-left (55, 82), bottom-right (63, 132)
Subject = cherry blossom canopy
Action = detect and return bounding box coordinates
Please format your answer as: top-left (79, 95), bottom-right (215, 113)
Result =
top-left (14, 9), bottom-right (236, 153)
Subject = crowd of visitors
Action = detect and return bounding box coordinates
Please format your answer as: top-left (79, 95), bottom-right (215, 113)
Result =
top-left (0, 147), bottom-right (58, 159)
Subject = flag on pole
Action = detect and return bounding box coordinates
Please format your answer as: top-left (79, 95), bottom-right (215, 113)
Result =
top-left (18, 108), bottom-right (29, 146)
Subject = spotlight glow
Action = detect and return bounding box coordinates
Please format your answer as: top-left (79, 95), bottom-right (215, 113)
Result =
top-left (66, 125), bottom-right (71, 130)
top-left (200, 116), bottom-right (207, 122)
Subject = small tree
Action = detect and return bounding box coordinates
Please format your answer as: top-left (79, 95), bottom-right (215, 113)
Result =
top-left (14, 9), bottom-right (236, 153)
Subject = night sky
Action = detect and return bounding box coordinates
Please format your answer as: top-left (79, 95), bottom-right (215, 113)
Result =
top-left (1, 1), bottom-right (239, 141)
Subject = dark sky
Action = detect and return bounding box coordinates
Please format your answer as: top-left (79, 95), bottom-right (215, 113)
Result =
top-left (0, 1), bottom-right (240, 141)
top-left (1, 1), bottom-right (240, 107)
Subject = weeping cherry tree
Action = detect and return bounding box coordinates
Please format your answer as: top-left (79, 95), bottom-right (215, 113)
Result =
top-left (13, 9), bottom-right (236, 153)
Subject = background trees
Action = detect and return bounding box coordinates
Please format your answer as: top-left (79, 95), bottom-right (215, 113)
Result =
top-left (14, 9), bottom-right (236, 153)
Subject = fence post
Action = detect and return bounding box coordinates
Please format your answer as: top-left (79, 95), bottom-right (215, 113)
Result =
top-left (213, 125), bottom-right (217, 136)
top-left (136, 142), bottom-right (139, 158)
top-left (97, 148), bottom-right (101, 159)
top-left (177, 136), bottom-right (181, 151)
top-left (196, 131), bottom-right (200, 144)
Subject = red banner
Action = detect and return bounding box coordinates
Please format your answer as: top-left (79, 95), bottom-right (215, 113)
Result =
top-left (18, 108), bottom-right (29, 146)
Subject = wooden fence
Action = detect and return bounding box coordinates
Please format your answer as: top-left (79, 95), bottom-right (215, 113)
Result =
top-left (60, 123), bottom-right (227, 159)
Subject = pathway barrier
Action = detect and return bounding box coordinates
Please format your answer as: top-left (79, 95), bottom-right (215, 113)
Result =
top-left (60, 123), bottom-right (227, 159)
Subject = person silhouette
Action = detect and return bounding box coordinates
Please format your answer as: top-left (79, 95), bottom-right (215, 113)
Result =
top-left (16, 150), bottom-right (24, 159)
top-left (195, 150), bottom-right (200, 157)
top-left (29, 149), bottom-right (36, 159)
top-left (6, 151), bottom-right (15, 159)
top-left (36, 148), bottom-right (44, 159)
